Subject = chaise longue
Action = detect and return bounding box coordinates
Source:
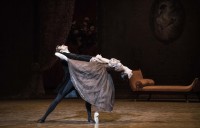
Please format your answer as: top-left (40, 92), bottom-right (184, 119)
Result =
top-left (129, 69), bottom-right (200, 101)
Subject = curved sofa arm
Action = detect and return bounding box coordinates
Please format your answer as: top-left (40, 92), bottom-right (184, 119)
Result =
top-left (135, 79), bottom-right (155, 90)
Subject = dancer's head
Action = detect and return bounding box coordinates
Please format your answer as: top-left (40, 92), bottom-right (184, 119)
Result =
top-left (56, 44), bottom-right (70, 53)
top-left (121, 72), bottom-right (128, 80)
top-left (123, 66), bottom-right (133, 79)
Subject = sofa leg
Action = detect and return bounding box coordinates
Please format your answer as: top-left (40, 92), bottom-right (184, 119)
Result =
top-left (136, 94), bottom-right (140, 101)
top-left (185, 94), bottom-right (189, 103)
top-left (133, 93), bottom-right (139, 101)
top-left (197, 92), bottom-right (200, 102)
top-left (148, 94), bottom-right (152, 101)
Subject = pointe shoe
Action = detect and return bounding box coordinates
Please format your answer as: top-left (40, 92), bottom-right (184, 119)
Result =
top-left (94, 112), bottom-right (99, 124)
top-left (37, 119), bottom-right (45, 123)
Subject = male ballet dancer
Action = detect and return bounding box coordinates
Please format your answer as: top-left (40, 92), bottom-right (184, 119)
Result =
top-left (37, 45), bottom-right (96, 123)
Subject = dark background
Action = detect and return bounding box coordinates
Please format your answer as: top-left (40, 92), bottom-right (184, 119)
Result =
top-left (1, 0), bottom-right (200, 98)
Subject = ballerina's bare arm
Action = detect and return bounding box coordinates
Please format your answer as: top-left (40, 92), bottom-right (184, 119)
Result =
top-left (92, 55), bottom-right (133, 79)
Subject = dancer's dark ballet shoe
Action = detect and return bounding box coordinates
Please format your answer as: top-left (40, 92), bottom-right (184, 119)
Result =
top-left (37, 119), bottom-right (45, 123)
top-left (88, 118), bottom-right (95, 123)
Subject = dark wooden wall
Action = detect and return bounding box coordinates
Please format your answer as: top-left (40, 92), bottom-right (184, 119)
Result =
top-left (98, 0), bottom-right (200, 97)
top-left (0, 0), bottom-right (35, 96)
top-left (1, 0), bottom-right (200, 98)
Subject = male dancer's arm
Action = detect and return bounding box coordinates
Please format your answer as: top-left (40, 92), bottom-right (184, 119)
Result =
top-left (62, 52), bottom-right (92, 62)
top-left (55, 52), bottom-right (92, 62)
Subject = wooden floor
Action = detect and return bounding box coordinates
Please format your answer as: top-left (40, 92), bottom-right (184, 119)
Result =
top-left (0, 99), bottom-right (200, 128)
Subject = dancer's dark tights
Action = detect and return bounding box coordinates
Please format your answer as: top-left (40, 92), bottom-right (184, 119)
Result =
top-left (85, 101), bottom-right (92, 121)
top-left (40, 80), bottom-right (74, 121)
top-left (39, 80), bottom-right (93, 122)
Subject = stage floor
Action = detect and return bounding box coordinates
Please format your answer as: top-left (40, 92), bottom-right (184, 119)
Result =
top-left (0, 99), bottom-right (200, 128)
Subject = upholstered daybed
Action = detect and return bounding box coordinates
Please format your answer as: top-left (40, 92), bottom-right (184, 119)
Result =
top-left (129, 69), bottom-right (200, 101)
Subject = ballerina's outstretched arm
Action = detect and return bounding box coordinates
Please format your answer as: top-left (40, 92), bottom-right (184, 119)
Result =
top-left (92, 55), bottom-right (133, 79)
